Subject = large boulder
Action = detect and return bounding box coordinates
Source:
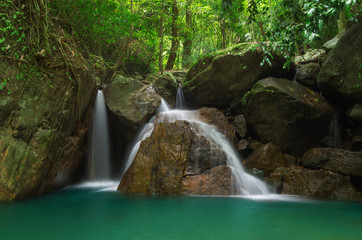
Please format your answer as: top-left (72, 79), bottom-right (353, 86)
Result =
top-left (244, 143), bottom-right (289, 176)
top-left (152, 72), bottom-right (178, 107)
top-left (318, 21), bottom-right (362, 103)
top-left (296, 63), bottom-right (320, 89)
top-left (182, 165), bottom-right (232, 195)
top-left (270, 166), bottom-right (360, 200)
top-left (104, 75), bottom-right (161, 137)
top-left (183, 43), bottom-right (294, 108)
top-left (243, 77), bottom-right (334, 154)
top-left (302, 148), bottom-right (362, 176)
top-left (118, 120), bottom-right (231, 195)
top-left (0, 56), bottom-right (95, 201)
top-left (118, 107), bottom-right (237, 195)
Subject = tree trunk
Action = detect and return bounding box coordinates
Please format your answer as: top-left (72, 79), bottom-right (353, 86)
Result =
top-left (222, 18), bottom-right (226, 49)
top-left (158, 0), bottom-right (165, 73)
top-left (182, 0), bottom-right (193, 68)
top-left (338, 11), bottom-right (347, 32)
top-left (165, 0), bottom-right (179, 70)
top-left (258, 20), bottom-right (266, 41)
top-left (33, 0), bottom-right (51, 55)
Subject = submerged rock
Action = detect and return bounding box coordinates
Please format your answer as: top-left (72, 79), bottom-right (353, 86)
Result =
top-left (271, 166), bottom-right (360, 200)
top-left (302, 148), bottom-right (362, 176)
top-left (243, 77), bottom-right (334, 154)
top-left (183, 43), bottom-right (294, 108)
top-left (318, 21), bottom-right (362, 103)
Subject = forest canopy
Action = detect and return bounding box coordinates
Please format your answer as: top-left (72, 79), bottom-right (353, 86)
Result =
top-left (1, 0), bottom-right (361, 76)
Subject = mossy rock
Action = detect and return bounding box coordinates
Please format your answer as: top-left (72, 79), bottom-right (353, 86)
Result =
top-left (243, 77), bottom-right (334, 155)
top-left (318, 21), bottom-right (362, 103)
top-left (183, 43), bottom-right (295, 108)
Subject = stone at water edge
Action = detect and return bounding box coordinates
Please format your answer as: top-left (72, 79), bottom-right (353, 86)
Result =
top-left (270, 166), bottom-right (361, 200)
top-left (244, 143), bottom-right (287, 176)
top-left (183, 43), bottom-right (294, 108)
top-left (318, 20), bottom-right (362, 103)
top-left (243, 77), bottom-right (334, 155)
top-left (119, 106), bottom-right (238, 195)
top-left (0, 58), bottom-right (95, 201)
top-left (182, 165), bottom-right (232, 195)
top-left (302, 148), bottom-right (362, 176)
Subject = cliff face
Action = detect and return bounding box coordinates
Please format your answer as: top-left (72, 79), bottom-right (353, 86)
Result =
top-left (0, 4), bottom-right (96, 201)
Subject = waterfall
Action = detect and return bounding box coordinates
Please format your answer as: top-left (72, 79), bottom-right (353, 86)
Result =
top-left (293, 69), bottom-right (299, 83)
top-left (158, 98), bottom-right (171, 112)
top-left (120, 100), bottom-right (170, 178)
top-left (175, 84), bottom-right (186, 109)
top-left (156, 110), bottom-right (269, 195)
top-left (88, 90), bottom-right (111, 180)
top-left (330, 113), bottom-right (341, 148)
top-left (121, 85), bottom-right (269, 195)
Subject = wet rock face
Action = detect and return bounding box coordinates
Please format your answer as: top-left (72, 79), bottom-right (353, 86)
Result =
top-left (118, 120), bottom-right (231, 195)
top-left (302, 148), bottom-right (362, 176)
top-left (197, 107), bottom-right (235, 143)
top-left (318, 21), bottom-right (362, 103)
top-left (244, 143), bottom-right (287, 176)
top-left (270, 166), bottom-right (360, 200)
top-left (183, 43), bottom-right (294, 108)
top-left (243, 77), bottom-right (334, 154)
top-left (104, 75), bottom-right (161, 138)
top-left (0, 60), bottom-right (95, 201)
top-left (118, 108), bottom-right (236, 196)
top-left (152, 72), bottom-right (178, 107)
top-left (182, 165), bottom-right (232, 195)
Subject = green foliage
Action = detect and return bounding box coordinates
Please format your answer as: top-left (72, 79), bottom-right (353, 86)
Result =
top-left (46, 0), bottom-right (360, 74)
top-left (0, 0), bottom-right (27, 55)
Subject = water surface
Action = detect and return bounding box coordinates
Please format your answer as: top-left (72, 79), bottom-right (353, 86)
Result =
top-left (0, 184), bottom-right (361, 240)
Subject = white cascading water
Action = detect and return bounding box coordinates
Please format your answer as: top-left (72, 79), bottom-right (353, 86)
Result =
top-left (175, 84), bottom-right (186, 109)
top-left (121, 85), bottom-right (269, 195)
top-left (88, 90), bottom-right (111, 181)
top-left (120, 99), bottom-right (170, 179)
